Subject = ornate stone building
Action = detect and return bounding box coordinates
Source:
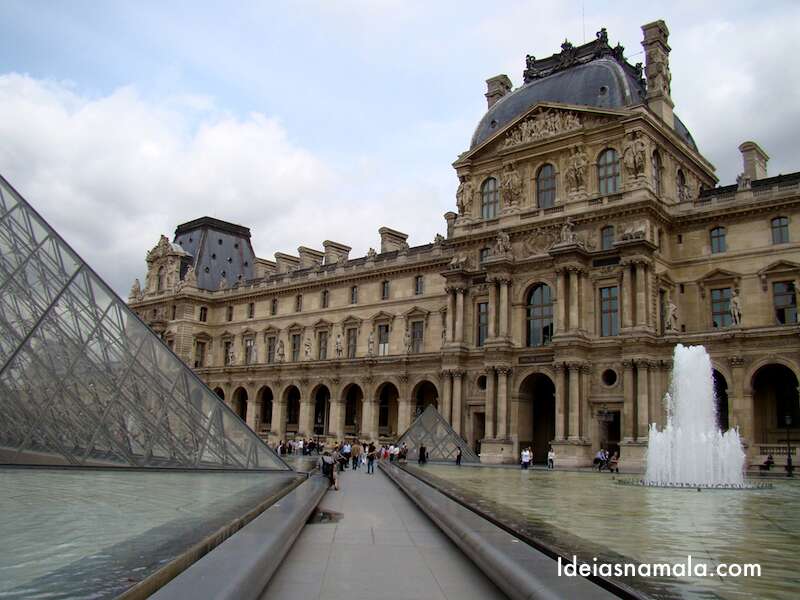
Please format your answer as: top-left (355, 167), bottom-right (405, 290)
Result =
top-left (130, 21), bottom-right (800, 469)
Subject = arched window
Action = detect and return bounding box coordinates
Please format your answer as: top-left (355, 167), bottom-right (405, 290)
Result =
top-left (652, 151), bottom-right (663, 196)
top-left (597, 149), bottom-right (620, 195)
top-left (526, 284), bottom-right (553, 347)
top-left (772, 217), bottom-right (789, 244)
top-left (601, 226), bottom-right (615, 250)
top-left (481, 177), bottom-right (499, 219)
top-left (710, 226), bottom-right (726, 254)
top-left (157, 266), bottom-right (165, 292)
top-left (536, 164), bottom-right (556, 208)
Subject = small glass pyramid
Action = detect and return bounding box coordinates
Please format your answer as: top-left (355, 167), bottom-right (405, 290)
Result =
top-left (396, 405), bottom-right (479, 463)
top-left (0, 175), bottom-right (287, 470)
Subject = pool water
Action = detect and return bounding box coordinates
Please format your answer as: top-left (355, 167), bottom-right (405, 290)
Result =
top-left (411, 465), bottom-right (800, 600)
top-left (0, 468), bottom-right (301, 599)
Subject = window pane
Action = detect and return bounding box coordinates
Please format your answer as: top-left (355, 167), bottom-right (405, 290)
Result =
top-left (601, 226), bottom-right (614, 250)
top-left (537, 164), bottom-right (556, 208)
top-left (526, 284), bottom-right (553, 346)
top-left (481, 178), bottom-right (498, 219)
top-left (774, 281), bottom-right (798, 324)
top-left (772, 217), bottom-right (789, 244)
top-left (411, 321), bottom-right (424, 353)
top-left (600, 286), bottom-right (619, 336)
top-left (711, 288), bottom-right (732, 328)
top-left (710, 227), bottom-right (726, 253)
top-left (477, 302), bottom-right (488, 346)
top-left (598, 149), bottom-right (620, 195)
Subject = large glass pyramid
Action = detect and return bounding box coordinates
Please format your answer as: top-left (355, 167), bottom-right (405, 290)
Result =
top-left (0, 175), bottom-right (287, 470)
top-left (396, 405), bottom-right (480, 463)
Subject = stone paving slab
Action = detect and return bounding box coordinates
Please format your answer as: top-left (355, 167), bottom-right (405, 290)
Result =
top-left (260, 466), bottom-right (507, 600)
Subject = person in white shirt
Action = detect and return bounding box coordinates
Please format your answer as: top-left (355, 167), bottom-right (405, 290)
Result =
top-left (547, 447), bottom-right (555, 469)
top-left (388, 444), bottom-right (396, 462)
top-left (521, 447), bottom-right (531, 470)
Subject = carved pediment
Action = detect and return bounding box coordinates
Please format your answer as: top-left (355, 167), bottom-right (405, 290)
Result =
top-left (758, 260), bottom-right (800, 291)
top-left (697, 268), bottom-right (741, 298)
top-left (263, 325), bottom-right (280, 336)
top-left (286, 321), bottom-right (305, 333)
top-left (369, 310), bottom-right (396, 324)
top-left (341, 315), bottom-right (362, 328)
top-left (499, 107), bottom-right (614, 150)
top-left (403, 306), bottom-right (430, 325)
top-left (312, 318), bottom-right (333, 330)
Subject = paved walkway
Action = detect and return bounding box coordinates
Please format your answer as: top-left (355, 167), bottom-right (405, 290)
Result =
top-left (260, 466), bottom-right (507, 600)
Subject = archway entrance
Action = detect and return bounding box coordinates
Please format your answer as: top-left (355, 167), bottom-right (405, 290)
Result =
top-left (376, 382), bottom-right (399, 437)
top-left (232, 387), bottom-right (248, 421)
top-left (753, 364), bottom-right (800, 447)
top-left (312, 385), bottom-right (331, 436)
top-left (519, 373), bottom-right (555, 464)
top-left (214, 387), bottom-right (225, 400)
top-left (284, 386), bottom-right (301, 434)
top-left (342, 384), bottom-right (363, 437)
top-left (257, 386), bottom-right (273, 433)
top-left (713, 370), bottom-right (729, 431)
top-left (413, 380), bottom-right (439, 417)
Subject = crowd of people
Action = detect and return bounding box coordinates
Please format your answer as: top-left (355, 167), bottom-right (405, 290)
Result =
top-left (593, 448), bottom-right (619, 472)
top-left (313, 440), bottom-right (415, 491)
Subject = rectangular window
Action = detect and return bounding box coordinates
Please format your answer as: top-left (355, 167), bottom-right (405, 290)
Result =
top-left (774, 281), bottom-right (798, 325)
top-left (378, 324), bottom-right (390, 356)
top-left (711, 287), bottom-right (732, 328)
top-left (199, 306), bottom-right (208, 322)
top-left (346, 327), bottom-right (358, 358)
top-left (600, 286), bottom-right (619, 337)
top-left (381, 280), bottom-right (390, 300)
top-left (772, 217), bottom-right (790, 244)
top-left (321, 289), bottom-right (329, 308)
top-left (244, 337), bottom-right (255, 364)
top-left (171, 305), bottom-right (177, 320)
top-left (270, 298), bottom-right (278, 315)
top-left (479, 248), bottom-right (490, 264)
top-left (194, 341), bottom-right (206, 368)
top-left (414, 275), bottom-right (424, 295)
top-left (226, 306), bottom-right (233, 322)
top-left (295, 294), bottom-right (303, 312)
top-left (411, 320), bottom-right (424, 353)
top-left (291, 334), bottom-right (301, 362)
top-left (266, 336), bottom-right (276, 364)
top-left (318, 330), bottom-right (328, 360)
top-left (477, 302), bottom-right (488, 347)
top-left (223, 340), bottom-right (233, 366)
top-left (601, 226), bottom-right (614, 250)
top-left (350, 285), bottom-right (358, 304)
top-left (248, 302), bottom-right (255, 319)
top-left (710, 227), bottom-right (726, 254)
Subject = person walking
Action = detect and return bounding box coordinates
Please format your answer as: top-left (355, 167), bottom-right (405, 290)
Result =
top-left (351, 441), bottom-right (362, 470)
top-left (367, 443), bottom-right (377, 474)
top-left (547, 446), bottom-right (555, 469)
top-left (320, 451), bottom-right (338, 490)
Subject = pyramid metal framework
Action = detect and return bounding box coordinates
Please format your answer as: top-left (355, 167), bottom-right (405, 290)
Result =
top-left (396, 405), bottom-right (479, 463)
top-left (0, 175), bottom-right (288, 470)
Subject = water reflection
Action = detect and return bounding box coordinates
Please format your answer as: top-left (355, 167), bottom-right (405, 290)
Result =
top-left (413, 465), bottom-right (800, 600)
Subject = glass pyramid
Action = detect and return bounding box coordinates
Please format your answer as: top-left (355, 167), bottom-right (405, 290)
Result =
top-left (0, 175), bottom-right (288, 470)
top-left (396, 405), bottom-right (479, 463)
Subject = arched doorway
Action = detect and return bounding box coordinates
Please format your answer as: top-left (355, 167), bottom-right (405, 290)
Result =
top-left (342, 384), bottom-right (364, 437)
top-left (518, 373), bottom-right (555, 464)
top-left (284, 385), bottom-right (301, 434)
top-left (413, 380), bottom-right (439, 417)
top-left (257, 386), bottom-right (273, 432)
top-left (232, 387), bottom-right (248, 421)
top-left (753, 364), bottom-right (800, 446)
top-left (376, 382), bottom-right (400, 437)
top-left (214, 387), bottom-right (225, 400)
top-left (312, 384), bottom-right (331, 436)
top-left (712, 370), bottom-right (729, 431)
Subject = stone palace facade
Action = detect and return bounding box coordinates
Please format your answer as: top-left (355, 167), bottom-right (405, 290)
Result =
top-left (130, 21), bottom-right (800, 469)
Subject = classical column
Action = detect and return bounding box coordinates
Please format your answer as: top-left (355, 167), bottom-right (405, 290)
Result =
top-left (648, 362), bottom-right (660, 431)
top-left (454, 288), bottom-right (466, 343)
top-left (485, 368), bottom-right (496, 439)
top-left (397, 399), bottom-right (413, 434)
top-left (488, 280), bottom-right (497, 339)
top-left (452, 370), bottom-right (464, 435)
top-left (635, 262), bottom-right (648, 327)
top-left (555, 268), bottom-right (567, 334)
top-left (271, 400), bottom-right (287, 440)
top-left (568, 362), bottom-right (581, 441)
top-left (499, 279), bottom-right (510, 338)
top-left (729, 356), bottom-right (747, 439)
top-left (568, 269), bottom-right (580, 331)
top-left (553, 363), bottom-right (566, 440)
top-left (247, 397), bottom-right (261, 431)
top-left (636, 360), bottom-right (650, 441)
top-left (299, 398), bottom-right (314, 437)
top-left (363, 399), bottom-right (379, 442)
top-left (446, 287), bottom-right (455, 343)
top-left (621, 262), bottom-right (633, 328)
top-left (622, 360), bottom-right (635, 442)
top-left (496, 367), bottom-right (510, 439)
top-left (441, 370), bottom-right (453, 423)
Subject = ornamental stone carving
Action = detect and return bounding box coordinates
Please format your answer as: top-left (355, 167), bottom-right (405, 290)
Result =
top-left (448, 254), bottom-right (470, 270)
top-left (730, 289), bottom-right (743, 326)
top-left (622, 131), bottom-right (647, 180)
top-left (500, 164), bottom-right (523, 209)
top-left (564, 146), bottom-right (588, 194)
top-left (129, 278), bottom-right (143, 302)
top-left (523, 228), bottom-right (558, 256)
top-left (501, 110), bottom-right (609, 150)
top-left (493, 230), bottom-right (512, 257)
top-left (456, 177), bottom-right (475, 216)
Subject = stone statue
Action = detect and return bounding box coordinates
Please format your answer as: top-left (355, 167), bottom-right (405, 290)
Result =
top-left (565, 146), bottom-right (587, 193)
top-left (441, 326), bottom-right (447, 347)
top-left (367, 247), bottom-right (377, 259)
top-left (448, 254), bottom-right (469, 270)
top-left (129, 278), bottom-right (142, 301)
top-left (367, 330), bottom-right (375, 357)
top-left (666, 301), bottom-right (678, 331)
top-left (623, 131), bottom-right (647, 180)
top-left (620, 221), bottom-right (647, 241)
top-left (456, 177), bottom-right (474, 216)
top-left (403, 328), bottom-right (412, 354)
top-left (730, 290), bottom-right (742, 326)
top-left (433, 233), bottom-right (445, 245)
top-left (335, 334), bottom-right (343, 358)
top-left (559, 218), bottom-right (577, 244)
top-left (218, 275), bottom-right (228, 290)
top-left (398, 241), bottom-right (410, 255)
top-left (494, 230), bottom-right (512, 257)
top-left (184, 264), bottom-right (197, 287)
top-left (276, 340), bottom-right (285, 363)
top-left (500, 164), bottom-right (523, 209)
top-left (227, 346), bottom-right (236, 366)
top-left (304, 337), bottom-right (312, 360)
top-left (736, 173), bottom-right (751, 191)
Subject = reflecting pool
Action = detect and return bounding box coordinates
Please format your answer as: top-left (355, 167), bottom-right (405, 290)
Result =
top-left (0, 468), bottom-right (301, 599)
top-left (409, 464), bottom-right (800, 600)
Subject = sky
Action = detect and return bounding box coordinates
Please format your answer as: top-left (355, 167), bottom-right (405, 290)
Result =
top-left (1, 0), bottom-right (799, 297)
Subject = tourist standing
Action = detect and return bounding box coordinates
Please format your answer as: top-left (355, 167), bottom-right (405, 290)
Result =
top-left (456, 447), bottom-right (462, 466)
top-left (367, 443), bottom-right (377, 474)
top-left (351, 441), bottom-right (362, 470)
top-left (342, 441), bottom-right (352, 469)
top-left (521, 447), bottom-right (531, 469)
top-left (321, 451), bottom-right (338, 490)
top-left (418, 444), bottom-right (427, 465)
top-left (547, 447), bottom-right (555, 469)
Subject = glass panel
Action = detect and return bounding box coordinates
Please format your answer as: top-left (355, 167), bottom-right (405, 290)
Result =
top-left (397, 405), bottom-right (479, 462)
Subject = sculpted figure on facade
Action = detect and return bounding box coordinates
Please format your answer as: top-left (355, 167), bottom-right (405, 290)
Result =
top-left (367, 330), bottom-right (375, 357)
top-left (218, 275), bottom-right (228, 290)
top-left (730, 289), bottom-right (743, 326)
top-left (129, 278), bottom-right (142, 302)
top-left (646, 49), bottom-right (671, 97)
top-left (366, 247), bottom-right (377, 259)
top-left (620, 220), bottom-right (647, 240)
top-left (559, 217), bottom-right (577, 244)
top-left (493, 230), bottom-right (512, 257)
top-left (304, 337), bottom-right (312, 360)
top-left (623, 131), bottom-right (647, 180)
top-left (564, 146), bottom-right (588, 193)
top-left (501, 110), bottom-right (584, 149)
top-left (448, 254), bottom-right (470, 270)
top-left (403, 328), bottom-right (412, 354)
top-left (666, 301), bottom-right (678, 331)
top-left (334, 334), bottom-right (343, 358)
top-left (184, 265), bottom-right (197, 288)
top-left (433, 233), bottom-right (445, 245)
top-left (456, 177), bottom-right (474, 216)
top-left (500, 164), bottom-right (523, 210)
top-left (276, 340), bottom-right (285, 363)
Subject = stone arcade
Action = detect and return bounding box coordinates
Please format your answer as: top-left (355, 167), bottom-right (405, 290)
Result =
top-left (131, 21), bottom-right (800, 470)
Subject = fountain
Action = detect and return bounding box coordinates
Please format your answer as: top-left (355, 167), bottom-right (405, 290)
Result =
top-left (644, 344), bottom-right (746, 487)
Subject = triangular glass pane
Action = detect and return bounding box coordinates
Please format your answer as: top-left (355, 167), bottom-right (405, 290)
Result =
top-left (396, 405), bottom-right (480, 463)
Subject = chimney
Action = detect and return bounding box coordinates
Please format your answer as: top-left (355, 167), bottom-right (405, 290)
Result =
top-left (274, 252), bottom-right (300, 273)
top-left (738, 141), bottom-right (769, 181)
top-left (297, 246), bottom-right (324, 268)
top-left (322, 240), bottom-right (351, 265)
top-left (641, 20), bottom-right (674, 129)
top-left (254, 258), bottom-right (276, 278)
top-left (378, 227), bottom-right (408, 253)
top-left (485, 74), bottom-right (512, 109)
